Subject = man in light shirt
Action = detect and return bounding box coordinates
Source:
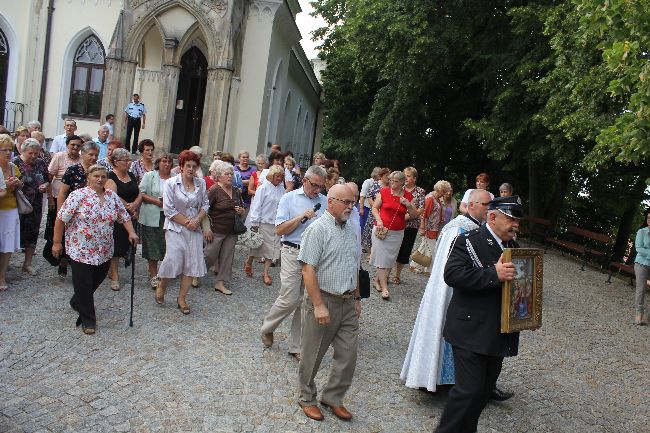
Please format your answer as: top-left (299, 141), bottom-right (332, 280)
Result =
top-left (94, 125), bottom-right (110, 160)
top-left (260, 165), bottom-right (327, 360)
top-left (49, 119), bottom-right (77, 153)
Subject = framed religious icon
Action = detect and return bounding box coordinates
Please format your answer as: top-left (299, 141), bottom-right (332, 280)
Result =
top-left (500, 248), bottom-right (544, 333)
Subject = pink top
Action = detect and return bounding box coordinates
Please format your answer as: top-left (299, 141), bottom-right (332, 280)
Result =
top-left (57, 187), bottom-right (131, 265)
top-left (48, 152), bottom-right (80, 197)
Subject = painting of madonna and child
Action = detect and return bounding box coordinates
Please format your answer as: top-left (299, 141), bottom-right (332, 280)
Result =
top-left (501, 248), bottom-right (544, 333)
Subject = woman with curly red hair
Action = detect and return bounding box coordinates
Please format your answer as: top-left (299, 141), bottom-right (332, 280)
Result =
top-left (154, 150), bottom-right (210, 315)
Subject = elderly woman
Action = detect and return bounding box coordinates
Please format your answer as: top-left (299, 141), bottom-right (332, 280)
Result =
top-left (30, 131), bottom-right (51, 166)
top-left (234, 150), bottom-right (257, 208)
top-left (130, 139), bottom-right (155, 184)
top-left (0, 134), bottom-right (23, 291)
top-left (171, 146), bottom-right (205, 178)
top-left (499, 183), bottom-right (514, 197)
top-left (410, 180), bottom-right (452, 274)
top-left (248, 154), bottom-right (268, 196)
top-left (393, 167), bottom-right (426, 284)
top-left (459, 172), bottom-right (494, 214)
top-left (259, 151), bottom-right (293, 191)
top-left (360, 167), bottom-right (381, 235)
top-left (243, 165), bottom-right (284, 285)
top-left (361, 167), bottom-right (390, 252)
top-left (14, 139), bottom-right (49, 275)
top-left (634, 210), bottom-right (650, 325)
top-left (284, 156), bottom-right (302, 190)
top-left (97, 140), bottom-right (124, 173)
top-left (47, 135), bottom-right (83, 278)
top-left (370, 170), bottom-right (417, 300)
top-left (203, 160), bottom-right (245, 295)
top-left (105, 148), bottom-right (142, 290)
top-left (220, 152), bottom-right (244, 193)
top-left (53, 164), bottom-right (138, 334)
top-left (442, 186), bottom-right (458, 225)
top-left (139, 153), bottom-right (173, 288)
top-left (12, 126), bottom-right (30, 157)
top-left (57, 141), bottom-right (100, 208)
top-left (155, 150), bottom-right (209, 314)
top-left (324, 167), bottom-right (340, 192)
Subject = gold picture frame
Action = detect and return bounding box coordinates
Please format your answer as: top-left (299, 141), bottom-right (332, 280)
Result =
top-left (501, 248), bottom-right (544, 333)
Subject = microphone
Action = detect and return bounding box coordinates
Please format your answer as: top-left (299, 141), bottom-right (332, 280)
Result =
top-left (301, 203), bottom-right (322, 224)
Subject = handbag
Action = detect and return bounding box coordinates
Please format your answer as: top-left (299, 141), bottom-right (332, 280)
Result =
top-left (411, 237), bottom-right (432, 267)
top-left (15, 190), bottom-right (33, 214)
top-left (238, 229), bottom-right (263, 249)
top-left (233, 192), bottom-right (247, 235)
top-left (358, 266), bottom-right (370, 299)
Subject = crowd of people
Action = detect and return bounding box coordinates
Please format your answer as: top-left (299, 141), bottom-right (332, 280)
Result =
top-left (1, 118), bottom-right (648, 427)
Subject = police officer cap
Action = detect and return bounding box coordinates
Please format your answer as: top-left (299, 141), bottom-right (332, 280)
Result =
top-left (488, 195), bottom-right (524, 219)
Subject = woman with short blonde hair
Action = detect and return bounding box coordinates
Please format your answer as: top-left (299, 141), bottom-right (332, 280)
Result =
top-left (393, 166), bottom-right (425, 283)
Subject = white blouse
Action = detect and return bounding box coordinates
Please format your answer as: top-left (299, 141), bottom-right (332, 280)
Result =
top-left (246, 180), bottom-right (285, 226)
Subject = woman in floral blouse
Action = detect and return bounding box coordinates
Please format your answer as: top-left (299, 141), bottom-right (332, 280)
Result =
top-left (53, 165), bottom-right (138, 335)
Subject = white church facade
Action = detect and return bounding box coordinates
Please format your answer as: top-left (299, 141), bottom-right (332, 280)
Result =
top-left (0, 0), bottom-right (323, 165)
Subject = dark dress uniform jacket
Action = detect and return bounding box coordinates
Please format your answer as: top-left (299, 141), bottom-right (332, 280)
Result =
top-left (443, 225), bottom-right (519, 357)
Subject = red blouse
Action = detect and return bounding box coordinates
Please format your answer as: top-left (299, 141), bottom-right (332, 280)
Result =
top-left (376, 187), bottom-right (413, 230)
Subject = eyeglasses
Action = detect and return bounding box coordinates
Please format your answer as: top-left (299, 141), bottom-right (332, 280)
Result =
top-left (305, 178), bottom-right (325, 190)
top-left (331, 197), bottom-right (355, 207)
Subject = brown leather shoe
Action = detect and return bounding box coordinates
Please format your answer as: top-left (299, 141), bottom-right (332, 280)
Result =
top-left (289, 352), bottom-right (300, 361)
top-left (261, 332), bottom-right (273, 348)
top-left (321, 401), bottom-right (352, 420)
top-left (302, 404), bottom-right (324, 421)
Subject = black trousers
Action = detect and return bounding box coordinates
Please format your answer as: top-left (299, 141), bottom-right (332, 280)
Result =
top-left (125, 116), bottom-right (141, 154)
top-left (435, 346), bottom-right (503, 433)
top-left (396, 227), bottom-right (418, 264)
top-left (69, 260), bottom-right (111, 327)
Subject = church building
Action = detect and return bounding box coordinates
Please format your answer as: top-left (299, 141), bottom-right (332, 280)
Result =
top-left (0, 0), bottom-right (323, 165)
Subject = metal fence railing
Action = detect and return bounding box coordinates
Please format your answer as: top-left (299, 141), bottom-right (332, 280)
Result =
top-left (1, 100), bottom-right (25, 132)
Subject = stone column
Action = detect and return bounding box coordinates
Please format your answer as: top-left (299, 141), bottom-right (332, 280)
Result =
top-left (199, 67), bottom-right (233, 157)
top-left (154, 38), bottom-right (180, 153)
top-left (102, 57), bottom-right (137, 142)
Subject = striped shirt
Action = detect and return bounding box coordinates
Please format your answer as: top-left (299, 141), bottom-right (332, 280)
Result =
top-left (298, 211), bottom-right (360, 295)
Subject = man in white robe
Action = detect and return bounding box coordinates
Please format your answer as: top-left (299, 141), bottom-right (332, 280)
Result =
top-left (400, 189), bottom-right (490, 391)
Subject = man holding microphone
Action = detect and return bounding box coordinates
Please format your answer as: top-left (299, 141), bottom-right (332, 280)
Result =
top-left (260, 165), bottom-right (328, 361)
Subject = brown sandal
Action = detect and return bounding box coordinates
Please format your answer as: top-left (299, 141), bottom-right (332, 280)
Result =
top-left (262, 274), bottom-right (273, 285)
top-left (392, 276), bottom-right (401, 285)
top-left (177, 298), bottom-right (190, 314)
top-left (155, 283), bottom-right (165, 305)
top-left (244, 263), bottom-right (253, 278)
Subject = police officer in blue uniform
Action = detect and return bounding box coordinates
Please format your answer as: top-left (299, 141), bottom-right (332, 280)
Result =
top-left (435, 196), bottom-right (523, 433)
top-left (123, 93), bottom-right (146, 154)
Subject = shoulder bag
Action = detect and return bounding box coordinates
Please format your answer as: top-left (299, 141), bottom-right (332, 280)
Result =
top-left (233, 190), bottom-right (247, 235)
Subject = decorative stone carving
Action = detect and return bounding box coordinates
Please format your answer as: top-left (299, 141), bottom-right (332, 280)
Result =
top-left (136, 68), bottom-right (164, 82)
top-left (249, 0), bottom-right (281, 21)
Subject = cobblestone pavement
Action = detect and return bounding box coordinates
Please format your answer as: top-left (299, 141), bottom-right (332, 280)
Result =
top-left (0, 241), bottom-right (648, 432)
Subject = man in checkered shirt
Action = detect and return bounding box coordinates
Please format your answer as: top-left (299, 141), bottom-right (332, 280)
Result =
top-left (296, 184), bottom-right (362, 422)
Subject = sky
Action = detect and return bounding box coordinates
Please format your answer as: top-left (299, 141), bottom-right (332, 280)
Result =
top-left (296, 1), bottom-right (326, 60)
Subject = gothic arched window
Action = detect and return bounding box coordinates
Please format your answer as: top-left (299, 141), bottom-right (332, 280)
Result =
top-left (69, 35), bottom-right (105, 118)
top-left (0, 28), bottom-right (9, 108)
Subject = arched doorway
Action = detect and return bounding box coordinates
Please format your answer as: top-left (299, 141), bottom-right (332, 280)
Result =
top-left (0, 28), bottom-right (9, 124)
top-left (171, 47), bottom-right (207, 153)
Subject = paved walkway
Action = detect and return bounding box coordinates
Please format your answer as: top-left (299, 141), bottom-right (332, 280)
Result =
top-left (0, 242), bottom-right (647, 432)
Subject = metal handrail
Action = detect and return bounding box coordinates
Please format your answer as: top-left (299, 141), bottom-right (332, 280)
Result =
top-left (1, 100), bottom-right (25, 132)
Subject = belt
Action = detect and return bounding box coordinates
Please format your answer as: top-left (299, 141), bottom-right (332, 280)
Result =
top-left (321, 290), bottom-right (353, 300)
top-left (128, 116), bottom-right (141, 120)
top-left (281, 241), bottom-right (300, 249)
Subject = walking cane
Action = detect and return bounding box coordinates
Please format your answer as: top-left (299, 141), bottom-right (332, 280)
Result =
top-left (129, 245), bottom-right (135, 327)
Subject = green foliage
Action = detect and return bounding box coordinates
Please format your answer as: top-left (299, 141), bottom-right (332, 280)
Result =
top-left (576, 0), bottom-right (650, 171)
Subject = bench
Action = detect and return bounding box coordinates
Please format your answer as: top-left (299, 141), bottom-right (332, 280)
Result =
top-left (607, 262), bottom-right (635, 285)
top-left (547, 226), bottom-right (611, 271)
top-left (519, 215), bottom-right (552, 247)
